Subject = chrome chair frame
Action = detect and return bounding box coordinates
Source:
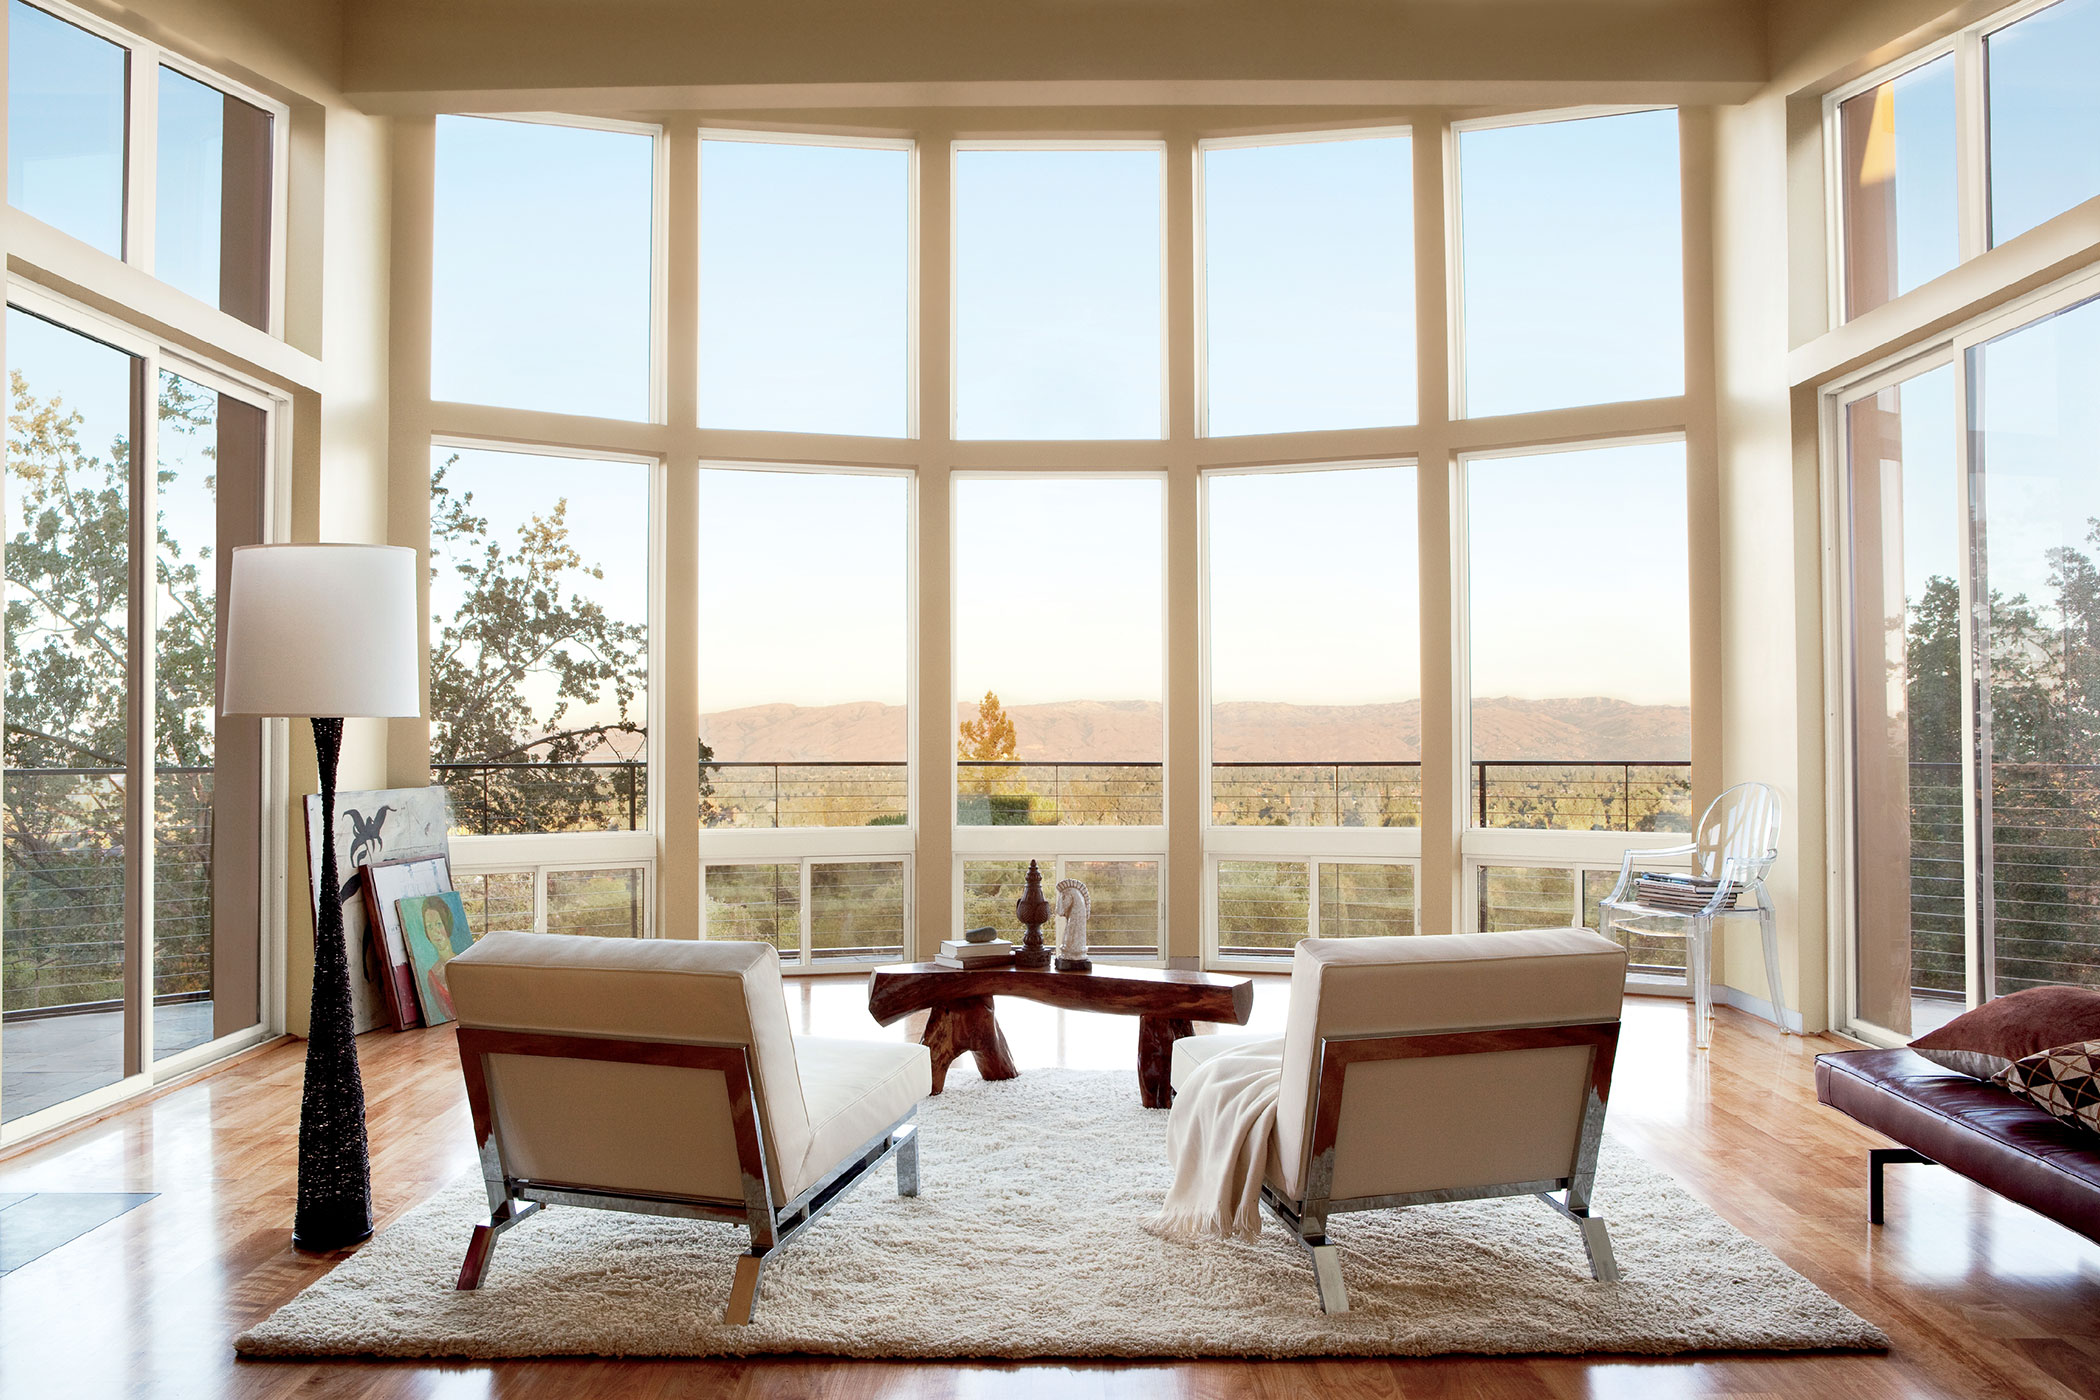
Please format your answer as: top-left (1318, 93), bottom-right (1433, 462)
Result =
top-left (1258, 1019), bottom-right (1622, 1314)
top-left (454, 1027), bottom-right (920, 1324)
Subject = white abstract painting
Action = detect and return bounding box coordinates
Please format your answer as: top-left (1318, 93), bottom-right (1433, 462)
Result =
top-left (304, 786), bottom-right (452, 1033)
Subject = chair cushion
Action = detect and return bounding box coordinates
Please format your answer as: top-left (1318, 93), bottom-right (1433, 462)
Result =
top-left (788, 1037), bottom-right (932, 1200)
top-left (1170, 1031), bottom-right (1278, 1092)
top-left (447, 932), bottom-right (814, 1205)
top-left (1274, 928), bottom-right (1626, 1199)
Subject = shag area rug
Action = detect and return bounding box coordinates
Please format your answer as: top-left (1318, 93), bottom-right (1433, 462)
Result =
top-left (238, 1068), bottom-right (1884, 1360)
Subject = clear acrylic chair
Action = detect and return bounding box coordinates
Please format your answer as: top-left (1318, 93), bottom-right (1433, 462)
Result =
top-left (1596, 781), bottom-right (1784, 1049)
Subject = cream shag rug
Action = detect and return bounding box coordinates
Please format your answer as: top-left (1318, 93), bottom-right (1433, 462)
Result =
top-left (238, 1069), bottom-right (1884, 1360)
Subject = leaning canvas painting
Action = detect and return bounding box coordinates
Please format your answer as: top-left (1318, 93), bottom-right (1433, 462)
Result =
top-left (398, 891), bottom-right (474, 1025)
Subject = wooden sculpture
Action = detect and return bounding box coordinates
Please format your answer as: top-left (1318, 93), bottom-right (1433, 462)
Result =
top-left (1013, 859), bottom-right (1053, 969)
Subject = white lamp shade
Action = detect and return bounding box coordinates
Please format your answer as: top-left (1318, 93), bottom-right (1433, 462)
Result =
top-left (220, 544), bottom-right (422, 718)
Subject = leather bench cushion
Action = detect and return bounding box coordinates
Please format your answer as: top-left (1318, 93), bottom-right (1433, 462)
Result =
top-left (1816, 1046), bottom-right (2100, 1246)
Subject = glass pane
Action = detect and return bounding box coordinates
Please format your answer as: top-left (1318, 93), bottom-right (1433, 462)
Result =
top-left (697, 469), bottom-right (908, 829)
top-left (1466, 442), bottom-right (1692, 831)
top-left (5, 307), bottom-right (135, 1122)
top-left (1583, 867), bottom-right (1686, 973)
top-left (1458, 110), bottom-right (1682, 417)
top-left (457, 871), bottom-right (535, 938)
top-left (954, 148), bottom-right (1162, 439)
top-left (699, 139), bottom-right (909, 436)
top-left (1317, 863), bottom-right (1415, 938)
top-left (6, 2), bottom-right (126, 257)
top-left (1987, 0), bottom-right (2100, 246)
top-left (955, 478), bottom-right (1162, 826)
top-left (428, 446), bottom-right (650, 834)
top-left (1970, 293), bottom-right (2100, 996)
top-left (1064, 860), bottom-right (1159, 957)
top-left (1478, 866), bottom-right (1575, 932)
top-left (155, 67), bottom-right (274, 328)
top-left (962, 860), bottom-right (1031, 940)
top-left (1845, 365), bottom-right (1962, 1033)
top-left (810, 861), bottom-right (906, 962)
top-left (432, 116), bottom-right (655, 421)
top-left (1202, 135), bottom-right (1414, 435)
top-left (154, 373), bottom-right (218, 1061)
top-left (1837, 55), bottom-right (1958, 318)
top-left (1208, 466), bottom-right (1418, 827)
top-left (1216, 859), bottom-right (1308, 957)
top-left (704, 864), bottom-right (800, 958)
top-left (546, 867), bottom-right (645, 937)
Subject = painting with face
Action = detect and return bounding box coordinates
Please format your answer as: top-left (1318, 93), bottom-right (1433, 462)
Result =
top-left (398, 890), bottom-right (474, 1025)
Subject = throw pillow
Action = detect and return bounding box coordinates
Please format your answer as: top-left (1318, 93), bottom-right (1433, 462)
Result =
top-left (1909, 985), bottom-right (2100, 1079)
top-left (1996, 1041), bottom-right (2100, 1136)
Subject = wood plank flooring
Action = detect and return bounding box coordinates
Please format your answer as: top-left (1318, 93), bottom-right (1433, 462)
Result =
top-left (1, 977), bottom-right (2097, 1399)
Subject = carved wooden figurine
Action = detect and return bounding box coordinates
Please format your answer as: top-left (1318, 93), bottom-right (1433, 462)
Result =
top-left (1013, 860), bottom-right (1053, 969)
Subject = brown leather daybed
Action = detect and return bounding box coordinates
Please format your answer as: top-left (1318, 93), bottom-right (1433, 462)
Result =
top-left (1815, 1047), bottom-right (2100, 1244)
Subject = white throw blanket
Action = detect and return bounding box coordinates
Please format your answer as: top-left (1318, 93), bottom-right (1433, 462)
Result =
top-left (1144, 1036), bottom-right (1287, 1243)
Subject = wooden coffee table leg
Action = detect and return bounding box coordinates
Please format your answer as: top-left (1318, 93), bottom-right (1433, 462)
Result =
top-left (1137, 1015), bottom-right (1196, 1109)
top-left (919, 996), bottom-right (1018, 1094)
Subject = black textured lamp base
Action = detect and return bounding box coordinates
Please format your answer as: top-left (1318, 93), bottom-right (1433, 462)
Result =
top-left (292, 1213), bottom-right (375, 1254)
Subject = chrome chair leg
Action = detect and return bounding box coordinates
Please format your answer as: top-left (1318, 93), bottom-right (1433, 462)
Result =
top-left (896, 1123), bottom-right (920, 1198)
top-left (1307, 1241), bottom-right (1350, 1314)
top-left (455, 1198), bottom-right (540, 1290)
top-left (725, 1252), bottom-right (767, 1325)
top-left (1577, 1214), bottom-right (1619, 1282)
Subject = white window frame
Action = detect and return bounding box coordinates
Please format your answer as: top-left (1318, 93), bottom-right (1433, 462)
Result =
top-left (1204, 853), bottom-right (1421, 973)
top-left (1446, 104), bottom-right (1679, 422)
top-left (1818, 259), bottom-right (2100, 1046)
top-left (696, 127), bottom-right (920, 440)
top-left (950, 469), bottom-right (1169, 868)
top-left (693, 460), bottom-right (917, 870)
top-left (433, 435), bottom-right (665, 888)
top-left (948, 139), bottom-right (1171, 443)
top-left (1460, 852), bottom-right (1690, 984)
top-left (1820, 0), bottom-right (2083, 329)
top-left (699, 854), bottom-right (914, 969)
top-left (10, 0), bottom-right (293, 337)
top-left (953, 852), bottom-right (1166, 965)
top-left (1, 276), bottom-right (290, 1147)
top-left (1193, 126), bottom-right (1414, 440)
top-left (1453, 432), bottom-right (1696, 893)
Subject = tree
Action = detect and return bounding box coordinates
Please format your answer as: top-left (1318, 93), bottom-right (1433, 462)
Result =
top-left (957, 689), bottom-right (1019, 761)
top-left (427, 454), bottom-right (709, 834)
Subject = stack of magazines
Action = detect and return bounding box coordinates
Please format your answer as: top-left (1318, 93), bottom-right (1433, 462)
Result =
top-left (1633, 874), bottom-right (1744, 912)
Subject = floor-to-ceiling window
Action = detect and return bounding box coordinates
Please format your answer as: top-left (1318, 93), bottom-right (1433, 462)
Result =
top-left (1827, 0), bottom-right (2100, 1037)
top-left (5, 1), bottom-right (289, 1136)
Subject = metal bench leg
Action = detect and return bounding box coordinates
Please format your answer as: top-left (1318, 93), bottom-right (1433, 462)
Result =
top-left (725, 1252), bottom-right (767, 1325)
top-left (1869, 1147), bottom-right (1934, 1224)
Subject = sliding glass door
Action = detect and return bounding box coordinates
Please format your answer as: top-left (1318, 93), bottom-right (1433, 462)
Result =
top-left (1841, 281), bottom-right (2100, 1036)
top-left (3, 299), bottom-right (269, 1130)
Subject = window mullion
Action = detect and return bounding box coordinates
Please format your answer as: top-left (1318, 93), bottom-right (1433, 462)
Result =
top-left (125, 38), bottom-right (157, 272)
top-left (1955, 27), bottom-right (1990, 260)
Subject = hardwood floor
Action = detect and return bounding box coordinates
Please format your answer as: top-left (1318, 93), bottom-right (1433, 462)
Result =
top-left (2, 977), bottom-right (2097, 1399)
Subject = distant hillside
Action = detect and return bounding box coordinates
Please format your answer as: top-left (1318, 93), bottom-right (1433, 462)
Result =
top-left (699, 697), bottom-right (1689, 764)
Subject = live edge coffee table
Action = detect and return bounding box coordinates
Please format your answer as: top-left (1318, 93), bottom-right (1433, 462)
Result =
top-left (866, 961), bottom-right (1255, 1108)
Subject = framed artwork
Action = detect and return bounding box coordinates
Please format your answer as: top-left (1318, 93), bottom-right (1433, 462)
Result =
top-left (398, 891), bottom-right (474, 1026)
top-left (360, 855), bottom-right (455, 1031)
top-left (303, 785), bottom-right (451, 1033)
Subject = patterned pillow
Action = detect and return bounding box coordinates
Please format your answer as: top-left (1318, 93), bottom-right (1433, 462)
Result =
top-left (1995, 1040), bottom-right (2100, 1136)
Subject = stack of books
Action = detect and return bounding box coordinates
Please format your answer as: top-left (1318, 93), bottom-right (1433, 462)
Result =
top-left (935, 938), bottom-right (1015, 970)
top-left (1633, 874), bottom-right (1745, 912)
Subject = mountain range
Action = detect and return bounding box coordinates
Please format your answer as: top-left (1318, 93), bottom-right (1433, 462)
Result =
top-left (696, 697), bottom-right (1690, 764)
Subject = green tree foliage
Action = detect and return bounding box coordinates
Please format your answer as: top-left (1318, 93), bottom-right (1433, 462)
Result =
top-left (428, 454), bottom-right (706, 834)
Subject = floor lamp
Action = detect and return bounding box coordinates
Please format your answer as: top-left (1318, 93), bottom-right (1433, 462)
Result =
top-left (221, 543), bottom-right (421, 1252)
